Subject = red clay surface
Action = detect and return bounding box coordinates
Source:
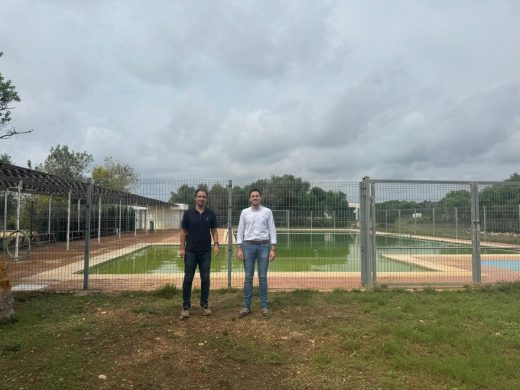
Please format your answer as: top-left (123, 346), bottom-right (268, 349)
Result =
top-left (2, 229), bottom-right (520, 291)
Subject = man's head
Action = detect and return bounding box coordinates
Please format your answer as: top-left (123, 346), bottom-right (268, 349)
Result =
top-left (249, 188), bottom-right (261, 208)
top-left (194, 188), bottom-right (208, 208)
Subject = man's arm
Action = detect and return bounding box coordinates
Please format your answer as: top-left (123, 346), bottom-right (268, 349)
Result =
top-left (267, 209), bottom-right (277, 261)
top-left (211, 228), bottom-right (219, 256)
top-left (236, 210), bottom-right (246, 260)
top-left (179, 229), bottom-right (187, 258)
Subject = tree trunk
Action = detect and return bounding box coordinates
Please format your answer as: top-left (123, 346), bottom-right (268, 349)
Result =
top-left (0, 259), bottom-right (15, 322)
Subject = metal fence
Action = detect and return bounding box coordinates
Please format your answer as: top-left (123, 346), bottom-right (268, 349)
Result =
top-left (2, 169), bottom-right (520, 291)
top-left (360, 179), bottom-right (520, 287)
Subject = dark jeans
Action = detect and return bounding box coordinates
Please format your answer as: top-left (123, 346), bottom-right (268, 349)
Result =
top-left (182, 251), bottom-right (211, 309)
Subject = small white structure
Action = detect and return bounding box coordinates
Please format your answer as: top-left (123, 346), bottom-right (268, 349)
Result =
top-left (350, 203), bottom-right (360, 221)
top-left (134, 203), bottom-right (188, 231)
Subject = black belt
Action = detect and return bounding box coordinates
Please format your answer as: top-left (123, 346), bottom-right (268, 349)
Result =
top-left (244, 240), bottom-right (270, 245)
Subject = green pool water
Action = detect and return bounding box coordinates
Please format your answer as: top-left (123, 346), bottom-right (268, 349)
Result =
top-left (84, 233), bottom-right (483, 275)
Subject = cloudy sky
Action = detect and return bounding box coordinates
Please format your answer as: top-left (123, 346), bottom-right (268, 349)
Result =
top-left (1, 0), bottom-right (519, 182)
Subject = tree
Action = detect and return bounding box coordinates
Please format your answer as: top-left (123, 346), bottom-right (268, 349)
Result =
top-left (168, 175), bottom-right (355, 227)
top-left (0, 259), bottom-right (14, 322)
top-left (36, 144), bottom-right (93, 180)
top-left (439, 190), bottom-right (471, 209)
top-left (0, 153), bottom-right (12, 163)
top-left (169, 184), bottom-right (196, 204)
top-left (0, 52), bottom-right (32, 139)
top-left (0, 153), bottom-right (15, 322)
top-left (92, 157), bottom-right (139, 192)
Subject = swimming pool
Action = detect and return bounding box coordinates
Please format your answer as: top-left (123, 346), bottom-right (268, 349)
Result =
top-left (482, 260), bottom-right (520, 271)
top-left (84, 233), bottom-right (453, 274)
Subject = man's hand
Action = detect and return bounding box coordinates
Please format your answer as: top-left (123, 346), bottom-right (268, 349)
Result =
top-left (213, 244), bottom-right (220, 257)
top-left (179, 248), bottom-right (185, 258)
top-left (269, 248), bottom-right (276, 262)
top-left (236, 247), bottom-right (244, 260)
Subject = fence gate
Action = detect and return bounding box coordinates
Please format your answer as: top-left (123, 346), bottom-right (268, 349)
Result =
top-left (360, 179), bottom-right (520, 288)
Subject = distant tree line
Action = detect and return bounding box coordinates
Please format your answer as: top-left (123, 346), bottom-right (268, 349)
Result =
top-left (169, 175), bottom-right (356, 228)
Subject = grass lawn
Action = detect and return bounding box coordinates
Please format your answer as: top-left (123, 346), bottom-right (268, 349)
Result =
top-left (1, 283), bottom-right (520, 389)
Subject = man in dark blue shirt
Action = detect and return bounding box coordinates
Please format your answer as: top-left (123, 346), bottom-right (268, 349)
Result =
top-left (179, 188), bottom-right (219, 319)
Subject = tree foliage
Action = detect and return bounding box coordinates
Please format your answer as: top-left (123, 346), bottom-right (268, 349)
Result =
top-left (0, 51), bottom-right (31, 139)
top-left (36, 144), bottom-right (93, 181)
top-left (0, 153), bottom-right (12, 163)
top-left (439, 190), bottom-right (471, 209)
top-left (0, 52), bottom-right (20, 127)
top-left (92, 156), bottom-right (139, 192)
top-left (169, 175), bottom-right (355, 227)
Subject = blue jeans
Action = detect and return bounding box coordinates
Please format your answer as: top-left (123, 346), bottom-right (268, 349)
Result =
top-left (182, 251), bottom-right (211, 309)
top-left (243, 243), bottom-right (270, 310)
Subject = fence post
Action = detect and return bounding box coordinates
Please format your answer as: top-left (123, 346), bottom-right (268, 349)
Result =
top-left (360, 178), bottom-right (376, 287)
top-left (470, 182), bottom-right (481, 284)
top-left (83, 179), bottom-right (92, 290)
top-left (227, 180), bottom-right (233, 287)
top-left (369, 181), bottom-right (377, 286)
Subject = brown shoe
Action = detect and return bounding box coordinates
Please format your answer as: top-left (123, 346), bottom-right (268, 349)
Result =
top-left (201, 306), bottom-right (212, 316)
top-left (180, 308), bottom-right (190, 319)
top-left (238, 308), bottom-right (251, 318)
top-left (260, 308), bottom-right (270, 318)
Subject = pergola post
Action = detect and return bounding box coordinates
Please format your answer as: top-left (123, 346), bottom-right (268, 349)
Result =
top-left (134, 205), bottom-right (137, 237)
top-left (118, 199), bottom-right (122, 239)
top-left (3, 190), bottom-right (7, 260)
top-left (47, 194), bottom-right (52, 234)
top-left (77, 199), bottom-right (81, 231)
top-left (162, 206), bottom-right (165, 229)
top-left (98, 196), bottom-right (102, 244)
top-left (15, 181), bottom-right (22, 259)
top-left (145, 207), bottom-right (148, 234)
top-left (3, 191), bottom-right (7, 236)
top-left (66, 190), bottom-right (71, 250)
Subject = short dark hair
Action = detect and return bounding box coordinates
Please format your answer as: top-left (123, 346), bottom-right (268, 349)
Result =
top-left (195, 188), bottom-right (208, 197)
top-left (249, 188), bottom-right (261, 197)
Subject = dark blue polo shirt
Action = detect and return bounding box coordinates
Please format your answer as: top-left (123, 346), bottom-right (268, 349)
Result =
top-left (181, 207), bottom-right (217, 252)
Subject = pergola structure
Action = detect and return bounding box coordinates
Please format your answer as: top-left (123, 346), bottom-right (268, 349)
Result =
top-left (0, 162), bottom-right (176, 257)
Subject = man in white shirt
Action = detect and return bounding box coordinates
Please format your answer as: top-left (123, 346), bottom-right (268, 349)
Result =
top-left (236, 189), bottom-right (277, 318)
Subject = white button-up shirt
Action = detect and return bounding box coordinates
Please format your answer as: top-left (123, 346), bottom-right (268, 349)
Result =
top-left (236, 205), bottom-right (277, 245)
